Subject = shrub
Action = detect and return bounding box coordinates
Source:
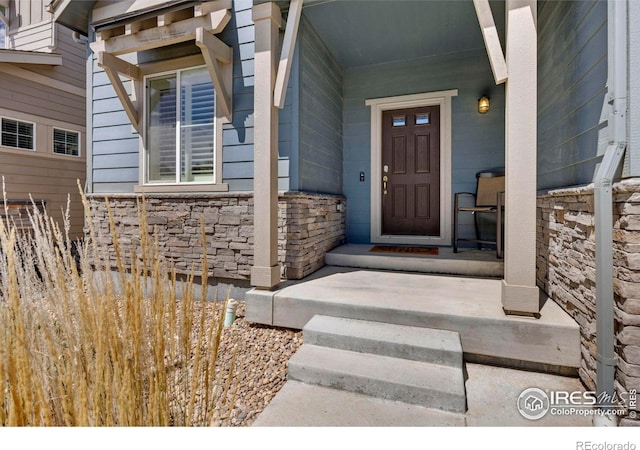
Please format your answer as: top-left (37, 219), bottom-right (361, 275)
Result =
top-left (0, 182), bottom-right (235, 426)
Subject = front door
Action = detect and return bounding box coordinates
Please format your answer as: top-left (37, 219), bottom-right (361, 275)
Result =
top-left (381, 105), bottom-right (441, 236)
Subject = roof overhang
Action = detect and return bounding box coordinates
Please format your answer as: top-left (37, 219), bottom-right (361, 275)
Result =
top-left (0, 49), bottom-right (62, 65)
top-left (49, 1), bottom-right (198, 36)
top-left (49, 0), bottom-right (95, 36)
top-left (253, 0), bottom-right (330, 11)
top-left (92, 1), bottom-right (199, 31)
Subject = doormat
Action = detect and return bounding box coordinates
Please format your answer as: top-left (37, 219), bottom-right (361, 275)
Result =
top-left (369, 245), bottom-right (439, 256)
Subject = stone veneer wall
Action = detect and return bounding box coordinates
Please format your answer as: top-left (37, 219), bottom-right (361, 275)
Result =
top-left (86, 191), bottom-right (346, 282)
top-left (537, 179), bottom-right (640, 425)
top-left (278, 193), bottom-right (346, 279)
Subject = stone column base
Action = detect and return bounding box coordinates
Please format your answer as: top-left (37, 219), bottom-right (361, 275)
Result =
top-left (501, 280), bottom-right (541, 316)
top-left (251, 265), bottom-right (281, 290)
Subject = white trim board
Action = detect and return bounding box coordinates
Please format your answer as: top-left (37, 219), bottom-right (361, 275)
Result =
top-left (366, 89), bottom-right (458, 246)
top-left (0, 49), bottom-right (62, 65)
top-left (0, 63), bottom-right (84, 97)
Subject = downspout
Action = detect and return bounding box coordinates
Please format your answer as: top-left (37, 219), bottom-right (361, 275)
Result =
top-left (72, 31), bottom-right (89, 45)
top-left (48, 10), bottom-right (57, 51)
top-left (593, 0), bottom-right (627, 425)
top-left (45, 1), bottom-right (56, 51)
top-left (84, 15), bottom-right (94, 194)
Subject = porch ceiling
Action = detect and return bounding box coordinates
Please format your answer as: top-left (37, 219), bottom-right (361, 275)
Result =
top-left (301, 0), bottom-right (505, 68)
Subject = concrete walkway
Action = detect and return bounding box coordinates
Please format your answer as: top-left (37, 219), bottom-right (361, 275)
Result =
top-left (247, 263), bottom-right (587, 426)
top-left (253, 363), bottom-right (592, 426)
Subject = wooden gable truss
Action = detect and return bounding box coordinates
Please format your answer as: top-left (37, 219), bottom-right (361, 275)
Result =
top-left (91, 0), bottom-right (234, 133)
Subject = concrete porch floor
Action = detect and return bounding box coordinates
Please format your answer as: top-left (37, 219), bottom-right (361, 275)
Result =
top-left (246, 266), bottom-right (581, 372)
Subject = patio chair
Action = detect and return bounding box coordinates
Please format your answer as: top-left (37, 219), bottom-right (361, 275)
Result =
top-left (453, 170), bottom-right (505, 258)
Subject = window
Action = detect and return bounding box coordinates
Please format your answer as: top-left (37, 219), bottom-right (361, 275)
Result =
top-left (1, 118), bottom-right (34, 150)
top-left (0, 21), bottom-right (5, 50)
top-left (415, 113), bottom-right (430, 125)
top-left (0, 6), bottom-right (6, 50)
top-left (53, 128), bottom-right (80, 156)
top-left (392, 115), bottom-right (406, 127)
top-left (146, 66), bottom-right (215, 184)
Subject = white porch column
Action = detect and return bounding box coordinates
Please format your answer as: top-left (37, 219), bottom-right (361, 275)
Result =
top-left (501, 0), bottom-right (540, 314)
top-left (251, 2), bottom-right (281, 289)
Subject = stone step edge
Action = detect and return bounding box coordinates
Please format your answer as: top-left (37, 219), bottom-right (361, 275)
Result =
top-left (303, 314), bottom-right (463, 368)
top-left (288, 344), bottom-right (467, 413)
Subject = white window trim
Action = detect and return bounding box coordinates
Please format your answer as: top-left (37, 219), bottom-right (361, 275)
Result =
top-left (138, 64), bottom-right (227, 192)
top-left (1, 116), bottom-right (36, 151)
top-left (366, 89), bottom-right (458, 246)
top-left (0, 7), bottom-right (7, 51)
top-left (52, 127), bottom-right (81, 157)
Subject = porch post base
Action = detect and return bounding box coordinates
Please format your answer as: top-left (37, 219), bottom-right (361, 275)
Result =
top-left (245, 288), bottom-right (275, 325)
top-left (501, 280), bottom-right (541, 316)
top-left (251, 265), bottom-right (281, 290)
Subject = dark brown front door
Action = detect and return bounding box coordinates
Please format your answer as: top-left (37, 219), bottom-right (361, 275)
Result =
top-left (382, 105), bottom-right (440, 235)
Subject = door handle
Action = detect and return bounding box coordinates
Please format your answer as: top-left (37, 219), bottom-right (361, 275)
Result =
top-left (383, 176), bottom-right (388, 195)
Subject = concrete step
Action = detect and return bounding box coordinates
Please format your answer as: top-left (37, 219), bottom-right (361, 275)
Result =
top-left (325, 244), bottom-right (503, 278)
top-left (253, 364), bottom-right (593, 426)
top-left (288, 344), bottom-right (467, 413)
top-left (304, 315), bottom-right (463, 369)
top-left (252, 381), bottom-right (466, 426)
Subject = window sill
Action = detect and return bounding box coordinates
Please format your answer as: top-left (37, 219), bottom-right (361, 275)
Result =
top-left (0, 146), bottom-right (35, 152)
top-left (133, 183), bottom-right (229, 194)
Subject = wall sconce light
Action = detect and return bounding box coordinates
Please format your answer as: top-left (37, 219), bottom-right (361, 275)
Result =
top-left (478, 95), bottom-right (490, 114)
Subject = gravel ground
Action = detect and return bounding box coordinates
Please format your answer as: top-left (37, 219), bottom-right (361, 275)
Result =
top-left (209, 301), bottom-right (303, 426)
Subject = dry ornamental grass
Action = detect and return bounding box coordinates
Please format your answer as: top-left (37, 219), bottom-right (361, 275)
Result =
top-left (0, 181), bottom-right (300, 426)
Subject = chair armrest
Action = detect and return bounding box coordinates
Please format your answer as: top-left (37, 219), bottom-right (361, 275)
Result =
top-left (454, 192), bottom-right (476, 212)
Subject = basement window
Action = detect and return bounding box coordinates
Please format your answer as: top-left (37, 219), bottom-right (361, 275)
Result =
top-left (53, 128), bottom-right (80, 156)
top-left (1, 118), bottom-right (34, 150)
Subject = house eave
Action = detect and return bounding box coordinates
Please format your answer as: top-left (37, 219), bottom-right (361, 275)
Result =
top-left (0, 49), bottom-right (62, 65)
top-left (50, 0), bottom-right (95, 36)
top-left (253, 0), bottom-right (332, 12)
top-left (91, 1), bottom-right (198, 31)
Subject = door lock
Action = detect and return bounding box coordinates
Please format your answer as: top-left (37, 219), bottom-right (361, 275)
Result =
top-left (383, 175), bottom-right (388, 195)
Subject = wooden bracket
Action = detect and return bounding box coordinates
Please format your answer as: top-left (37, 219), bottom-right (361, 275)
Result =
top-left (97, 51), bottom-right (141, 80)
top-left (195, 27), bottom-right (233, 121)
top-left (274, 0), bottom-right (303, 108)
top-left (97, 51), bottom-right (141, 133)
top-left (102, 9), bottom-right (230, 56)
top-left (473, 0), bottom-right (508, 85)
top-left (92, 1), bottom-right (234, 129)
top-left (195, 0), bottom-right (232, 18)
